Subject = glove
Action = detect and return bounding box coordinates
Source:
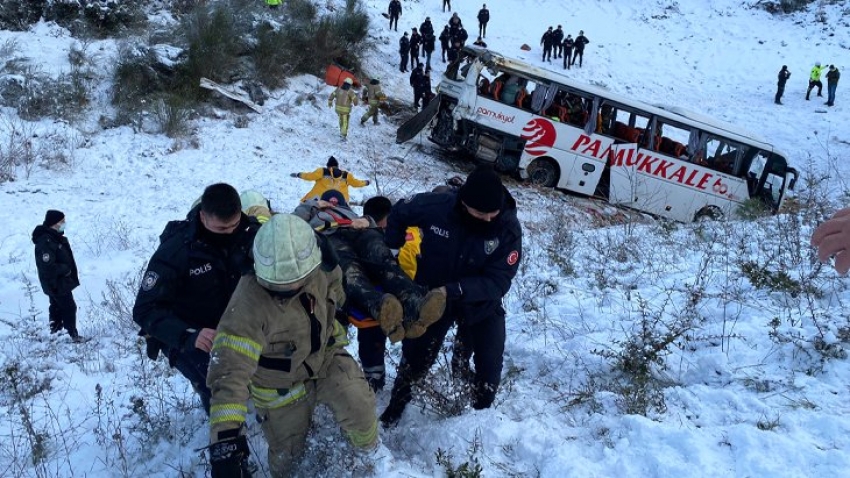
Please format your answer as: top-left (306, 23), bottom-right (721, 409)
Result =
top-left (364, 180), bottom-right (371, 186)
top-left (210, 434), bottom-right (250, 478)
top-left (290, 173), bottom-right (299, 178)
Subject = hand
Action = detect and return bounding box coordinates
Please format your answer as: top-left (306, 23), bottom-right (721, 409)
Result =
top-left (351, 218), bottom-right (371, 229)
top-left (209, 435), bottom-right (250, 478)
top-left (364, 180), bottom-right (371, 186)
top-left (290, 173), bottom-right (299, 178)
top-left (811, 208), bottom-right (850, 275)
top-left (195, 328), bottom-right (217, 352)
top-left (316, 200), bottom-right (334, 209)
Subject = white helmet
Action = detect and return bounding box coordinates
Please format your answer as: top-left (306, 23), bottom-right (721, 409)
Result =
top-left (240, 190), bottom-right (267, 214)
top-left (253, 215), bottom-right (322, 290)
top-left (343, 77), bottom-right (354, 85)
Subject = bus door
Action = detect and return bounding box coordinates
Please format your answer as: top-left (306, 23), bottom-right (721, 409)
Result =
top-left (747, 151), bottom-right (791, 212)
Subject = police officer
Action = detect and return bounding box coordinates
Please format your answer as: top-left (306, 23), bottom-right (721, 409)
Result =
top-left (206, 214), bottom-right (382, 477)
top-left (32, 209), bottom-right (81, 341)
top-left (387, 0), bottom-right (401, 31)
top-left (399, 32), bottom-right (410, 73)
top-left (133, 183), bottom-right (260, 414)
top-left (380, 166), bottom-right (523, 427)
top-left (477, 4), bottom-right (490, 38)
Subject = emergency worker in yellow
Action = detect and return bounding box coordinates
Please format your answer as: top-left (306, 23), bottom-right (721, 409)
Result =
top-left (206, 214), bottom-right (379, 478)
top-left (290, 156), bottom-right (370, 203)
top-left (806, 62), bottom-right (826, 100)
top-left (240, 189), bottom-right (272, 224)
top-left (328, 77), bottom-right (359, 139)
top-left (360, 78), bottom-right (387, 126)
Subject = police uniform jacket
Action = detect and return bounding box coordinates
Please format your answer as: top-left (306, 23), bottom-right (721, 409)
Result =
top-left (385, 190), bottom-right (522, 325)
top-left (132, 210), bottom-right (260, 352)
top-left (32, 225), bottom-right (79, 296)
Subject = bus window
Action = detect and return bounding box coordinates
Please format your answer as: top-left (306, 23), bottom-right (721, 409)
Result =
top-left (655, 121), bottom-right (690, 158)
top-left (609, 107), bottom-right (649, 144)
top-left (702, 136), bottom-right (744, 175)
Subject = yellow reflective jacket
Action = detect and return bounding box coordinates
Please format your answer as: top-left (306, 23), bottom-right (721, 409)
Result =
top-left (207, 268), bottom-right (346, 438)
top-left (296, 167), bottom-right (368, 202)
top-left (363, 83), bottom-right (386, 107)
top-left (329, 87), bottom-right (358, 114)
top-left (810, 65), bottom-right (826, 81)
top-left (397, 227), bottom-right (421, 279)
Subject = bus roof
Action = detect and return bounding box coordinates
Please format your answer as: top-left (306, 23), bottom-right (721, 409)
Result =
top-left (463, 46), bottom-right (786, 157)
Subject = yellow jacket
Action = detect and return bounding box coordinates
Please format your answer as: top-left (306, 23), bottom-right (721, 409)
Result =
top-left (329, 87), bottom-right (358, 114)
top-left (397, 227), bottom-right (421, 279)
top-left (296, 167), bottom-right (369, 202)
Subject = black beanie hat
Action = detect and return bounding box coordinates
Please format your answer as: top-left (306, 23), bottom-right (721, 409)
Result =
top-left (320, 189), bottom-right (348, 208)
top-left (458, 166), bottom-right (504, 213)
top-left (327, 156), bottom-right (339, 168)
top-left (44, 209), bottom-right (65, 227)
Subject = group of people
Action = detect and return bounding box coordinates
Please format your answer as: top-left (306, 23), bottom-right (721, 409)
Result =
top-left (327, 77), bottom-right (391, 139)
top-left (775, 62), bottom-right (840, 106)
top-left (116, 157), bottom-right (522, 477)
top-left (540, 25), bottom-right (590, 69)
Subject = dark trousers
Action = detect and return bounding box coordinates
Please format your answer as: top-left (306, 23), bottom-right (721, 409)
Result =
top-left (410, 52), bottom-right (420, 70)
top-left (554, 44), bottom-right (562, 58)
top-left (563, 49), bottom-right (573, 69)
top-left (385, 310), bottom-right (505, 416)
top-left (389, 15), bottom-right (398, 31)
top-left (542, 46), bottom-right (552, 62)
top-left (571, 49), bottom-right (584, 67)
top-left (48, 292), bottom-right (77, 336)
top-left (400, 53), bottom-right (408, 72)
top-left (441, 46), bottom-right (448, 62)
top-left (775, 83), bottom-right (786, 103)
top-left (172, 347), bottom-right (212, 414)
top-left (358, 326), bottom-right (387, 388)
top-left (806, 79), bottom-right (822, 99)
top-left (443, 0), bottom-right (450, 12)
top-left (479, 22), bottom-right (487, 38)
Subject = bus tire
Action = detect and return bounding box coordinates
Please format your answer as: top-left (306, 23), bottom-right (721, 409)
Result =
top-left (527, 158), bottom-right (560, 188)
top-left (694, 206), bottom-right (723, 222)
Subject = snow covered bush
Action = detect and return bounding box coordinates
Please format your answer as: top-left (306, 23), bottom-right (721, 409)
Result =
top-left (754, 0), bottom-right (818, 14)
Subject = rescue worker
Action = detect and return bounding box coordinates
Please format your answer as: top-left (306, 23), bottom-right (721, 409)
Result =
top-left (206, 214), bottom-right (383, 478)
top-left (380, 166), bottom-right (523, 427)
top-left (388, 0), bottom-right (401, 31)
top-left (290, 156), bottom-right (370, 203)
top-left (32, 209), bottom-right (81, 341)
top-left (409, 27), bottom-right (422, 70)
top-left (266, 0), bottom-right (281, 8)
top-left (399, 32), bottom-right (410, 72)
top-left (294, 190), bottom-right (446, 343)
top-left (806, 61), bottom-right (826, 100)
top-left (571, 30), bottom-right (589, 67)
top-left (812, 207), bottom-right (850, 275)
top-left (540, 26), bottom-right (554, 63)
top-left (240, 189), bottom-right (272, 224)
top-left (825, 64), bottom-right (840, 107)
top-left (328, 77), bottom-right (358, 140)
top-left (477, 4), bottom-right (489, 38)
top-left (133, 183), bottom-right (261, 414)
top-left (360, 78), bottom-right (386, 126)
top-left (562, 35), bottom-right (574, 70)
top-left (552, 25), bottom-right (565, 59)
top-left (439, 25), bottom-right (451, 63)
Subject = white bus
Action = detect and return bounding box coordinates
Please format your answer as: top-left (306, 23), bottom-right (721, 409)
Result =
top-left (397, 47), bottom-right (798, 222)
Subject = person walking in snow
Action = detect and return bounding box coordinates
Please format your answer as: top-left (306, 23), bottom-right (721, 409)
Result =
top-left (33, 209), bottom-right (81, 342)
top-left (562, 35), bottom-right (574, 70)
top-left (205, 214), bottom-right (385, 477)
top-left (420, 16), bottom-right (434, 38)
top-left (825, 65), bottom-right (840, 107)
top-left (443, 0), bottom-right (451, 13)
top-left (360, 78), bottom-right (386, 126)
top-left (571, 30), bottom-right (590, 67)
top-left (422, 31), bottom-right (436, 70)
top-left (540, 26), bottom-right (554, 63)
top-left (409, 27), bottom-right (422, 70)
top-left (477, 4), bottom-right (490, 38)
top-left (399, 31), bottom-right (410, 72)
top-left (291, 156), bottom-right (370, 203)
top-left (439, 25), bottom-right (451, 62)
top-left (328, 77), bottom-right (359, 140)
top-left (775, 65), bottom-right (791, 105)
top-left (806, 61), bottom-right (826, 100)
top-left (388, 0), bottom-right (401, 31)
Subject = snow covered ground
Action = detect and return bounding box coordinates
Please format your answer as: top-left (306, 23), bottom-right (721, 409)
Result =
top-left (1, 0), bottom-right (850, 476)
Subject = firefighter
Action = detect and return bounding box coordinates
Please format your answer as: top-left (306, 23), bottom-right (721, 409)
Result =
top-left (360, 78), bottom-right (387, 126)
top-left (240, 190), bottom-right (272, 224)
top-left (290, 156), bottom-right (370, 203)
top-left (328, 77), bottom-right (359, 140)
top-left (206, 214), bottom-right (384, 477)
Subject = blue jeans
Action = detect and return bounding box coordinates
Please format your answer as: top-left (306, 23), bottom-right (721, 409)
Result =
top-left (172, 347), bottom-right (212, 414)
top-left (827, 83), bottom-right (837, 105)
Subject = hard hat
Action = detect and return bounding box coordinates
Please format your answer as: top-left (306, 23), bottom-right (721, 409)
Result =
top-left (240, 190), bottom-right (267, 214)
top-left (343, 77), bottom-right (353, 85)
top-left (253, 215), bottom-right (322, 290)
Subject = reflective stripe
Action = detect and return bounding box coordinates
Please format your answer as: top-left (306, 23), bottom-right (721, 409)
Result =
top-left (331, 320), bottom-right (350, 347)
top-left (250, 383), bottom-right (308, 409)
top-left (212, 333), bottom-right (262, 361)
top-left (347, 418), bottom-right (378, 448)
top-left (210, 403), bottom-right (248, 426)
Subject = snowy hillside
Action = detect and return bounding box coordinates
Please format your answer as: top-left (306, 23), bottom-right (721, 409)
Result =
top-left (1, 0), bottom-right (850, 477)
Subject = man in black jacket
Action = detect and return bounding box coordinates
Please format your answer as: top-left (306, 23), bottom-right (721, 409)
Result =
top-left (133, 183), bottom-right (260, 414)
top-left (410, 64), bottom-right (426, 108)
top-left (32, 209), bottom-right (81, 340)
top-left (552, 25), bottom-right (564, 59)
top-left (399, 32), bottom-right (410, 72)
top-left (439, 25), bottom-right (451, 62)
top-left (388, 0), bottom-right (401, 31)
top-left (562, 35), bottom-right (574, 70)
top-left (409, 27), bottom-right (422, 70)
top-left (477, 4), bottom-right (489, 38)
top-left (541, 26), bottom-right (554, 63)
top-left (775, 65), bottom-right (791, 105)
top-left (380, 166), bottom-right (523, 427)
top-left (572, 30), bottom-right (590, 67)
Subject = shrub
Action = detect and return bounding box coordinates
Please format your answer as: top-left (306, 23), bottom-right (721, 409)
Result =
top-left (0, 0), bottom-right (44, 31)
top-left (175, 4), bottom-right (245, 98)
top-left (152, 94), bottom-right (193, 138)
top-left (756, 0), bottom-right (817, 14)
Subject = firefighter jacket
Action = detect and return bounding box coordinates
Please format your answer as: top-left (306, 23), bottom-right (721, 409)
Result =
top-left (328, 86), bottom-right (358, 115)
top-left (295, 168), bottom-right (369, 203)
top-left (363, 82), bottom-right (386, 107)
top-left (32, 225), bottom-right (79, 296)
top-left (132, 210), bottom-right (260, 352)
top-left (385, 190), bottom-right (522, 325)
top-left (206, 267), bottom-right (347, 437)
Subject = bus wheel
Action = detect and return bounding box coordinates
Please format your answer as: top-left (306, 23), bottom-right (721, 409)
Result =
top-left (694, 206), bottom-right (723, 222)
top-left (527, 159), bottom-right (559, 188)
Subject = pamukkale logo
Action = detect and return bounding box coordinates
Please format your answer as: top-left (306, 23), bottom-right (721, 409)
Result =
top-left (520, 118), bottom-right (556, 156)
